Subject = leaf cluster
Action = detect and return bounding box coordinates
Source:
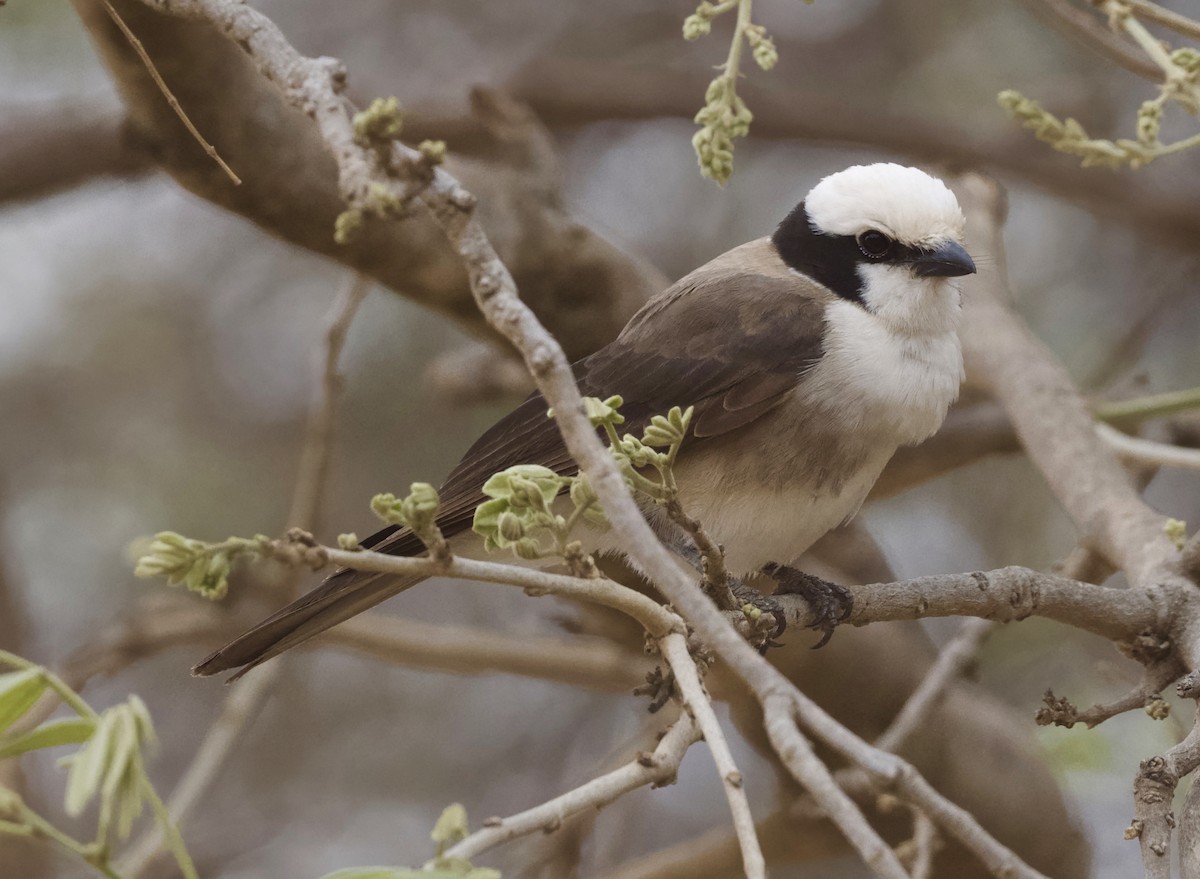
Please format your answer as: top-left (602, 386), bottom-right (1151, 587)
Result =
top-left (0, 652), bottom-right (197, 879)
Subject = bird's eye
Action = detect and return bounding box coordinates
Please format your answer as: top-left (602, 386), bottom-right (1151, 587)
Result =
top-left (857, 230), bottom-right (892, 259)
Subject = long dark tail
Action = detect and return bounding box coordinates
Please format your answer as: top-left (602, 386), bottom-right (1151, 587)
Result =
top-left (192, 569), bottom-right (425, 680)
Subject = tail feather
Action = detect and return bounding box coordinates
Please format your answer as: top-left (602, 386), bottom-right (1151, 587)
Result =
top-left (192, 570), bottom-right (426, 680)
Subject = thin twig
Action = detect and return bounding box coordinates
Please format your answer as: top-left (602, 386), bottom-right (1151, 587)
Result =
top-left (322, 545), bottom-right (680, 633)
top-left (875, 618), bottom-right (995, 754)
top-left (101, 1), bottom-right (240, 185)
top-left (286, 273), bottom-right (371, 531)
top-left (659, 633), bottom-right (765, 879)
top-left (1098, 422), bottom-right (1200, 472)
top-left (1125, 0), bottom-right (1200, 40)
top-left (1021, 0), bottom-right (1161, 81)
top-left (1096, 386), bottom-right (1200, 424)
top-left (442, 715), bottom-right (700, 862)
top-left (908, 810), bottom-right (940, 879)
top-left (662, 497), bottom-right (736, 610)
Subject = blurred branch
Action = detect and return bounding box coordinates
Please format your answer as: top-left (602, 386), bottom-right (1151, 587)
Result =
top-left (1126, 0), bottom-right (1200, 40)
top-left (327, 614), bottom-right (648, 692)
top-left (1017, 0), bottom-right (1160, 81)
top-left (869, 402), bottom-right (1018, 501)
top-left (69, 0), bottom-right (666, 361)
top-left (874, 618), bottom-right (996, 754)
top-left (1097, 386), bottom-right (1200, 424)
top-left (1098, 422), bottom-right (1200, 472)
top-left (0, 99), bottom-right (151, 205)
top-left (422, 339), bottom-right (533, 405)
top-left (285, 273), bottom-right (371, 533)
top-left (955, 175), bottom-right (1184, 593)
top-left (407, 58), bottom-right (1200, 252)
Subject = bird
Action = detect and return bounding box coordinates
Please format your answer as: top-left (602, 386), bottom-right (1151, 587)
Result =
top-left (194, 162), bottom-right (975, 680)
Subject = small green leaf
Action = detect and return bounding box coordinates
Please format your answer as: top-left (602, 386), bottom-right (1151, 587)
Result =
top-left (0, 669), bottom-right (48, 735)
top-left (64, 710), bottom-right (117, 817)
top-left (0, 717), bottom-right (95, 760)
top-left (480, 466), bottom-right (562, 505)
top-left (317, 869), bottom-right (426, 879)
top-left (432, 802), bottom-right (469, 847)
top-left (63, 696), bottom-right (155, 836)
top-left (472, 497), bottom-right (510, 537)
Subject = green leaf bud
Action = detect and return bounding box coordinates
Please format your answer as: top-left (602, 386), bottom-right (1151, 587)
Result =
top-left (497, 511), bottom-right (525, 543)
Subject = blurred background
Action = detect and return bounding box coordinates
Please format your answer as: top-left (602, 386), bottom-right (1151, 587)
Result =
top-left (1, 0), bottom-right (1199, 877)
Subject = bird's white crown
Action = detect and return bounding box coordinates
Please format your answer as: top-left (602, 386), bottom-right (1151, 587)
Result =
top-left (804, 163), bottom-right (965, 246)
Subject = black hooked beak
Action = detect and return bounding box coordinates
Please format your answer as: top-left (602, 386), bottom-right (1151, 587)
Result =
top-left (911, 240), bottom-right (976, 278)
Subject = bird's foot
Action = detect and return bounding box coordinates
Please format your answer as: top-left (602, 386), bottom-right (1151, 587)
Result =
top-left (761, 562), bottom-right (853, 648)
top-left (728, 577), bottom-right (786, 652)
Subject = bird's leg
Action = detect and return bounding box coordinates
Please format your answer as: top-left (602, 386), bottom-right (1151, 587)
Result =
top-left (666, 537), bottom-right (738, 610)
top-left (761, 562), bottom-right (853, 648)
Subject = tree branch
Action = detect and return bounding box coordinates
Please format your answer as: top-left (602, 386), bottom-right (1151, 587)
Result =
top-left (70, 0), bottom-right (666, 361)
top-left (0, 99), bottom-right (150, 205)
top-left (1017, 0), bottom-right (1161, 82)
top-left (763, 694), bottom-right (910, 879)
top-left (659, 634), bottom-right (764, 879)
top-left (443, 715), bottom-right (700, 863)
top-left (773, 566), bottom-right (1163, 643)
top-left (954, 174), bottom-right (1184, 593)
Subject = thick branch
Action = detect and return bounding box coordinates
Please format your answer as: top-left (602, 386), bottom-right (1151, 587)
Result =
top-left (70, 0), bottom-right (665, 361)
top-left (773, 566), bottom-right (1163, 644)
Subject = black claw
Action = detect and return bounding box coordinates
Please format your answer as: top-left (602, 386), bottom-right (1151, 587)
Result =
top-left (762, 562), bottom-right (853, 648)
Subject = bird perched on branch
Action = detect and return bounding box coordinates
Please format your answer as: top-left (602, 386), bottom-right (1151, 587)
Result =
top-left (195, 162), bottom-right (975, 679)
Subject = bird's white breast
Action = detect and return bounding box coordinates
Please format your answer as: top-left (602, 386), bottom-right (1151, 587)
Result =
top-left (663, 283), bottom-right (963, 573)
top-left (808, 295), bottom-right (964, 447)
